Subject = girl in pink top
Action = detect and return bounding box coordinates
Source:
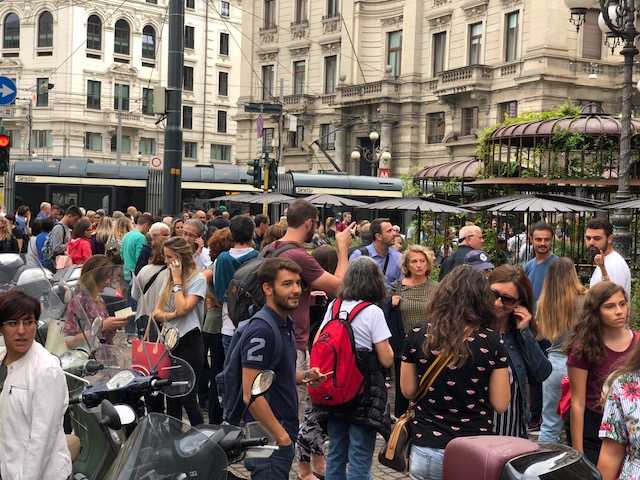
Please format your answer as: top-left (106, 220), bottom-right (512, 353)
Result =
top-left (66, 217), bottom-right (93, 264)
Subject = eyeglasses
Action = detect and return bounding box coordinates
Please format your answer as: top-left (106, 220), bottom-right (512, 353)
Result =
top-left (3, 319), bottom-right (37, 329)
top-left (490, 289), bottom-right (519, 308)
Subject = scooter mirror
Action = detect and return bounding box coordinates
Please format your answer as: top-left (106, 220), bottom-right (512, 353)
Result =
top-left (163, 327), bottom-right (179, 350)
top-left (99, 400), bottom-right (123, 430)
top-left (91, 317), bottom-right (103, 340)
top-left (251, 370), bottom-right (275, 399)
top-left (114, 404), bottom-right (136, 426)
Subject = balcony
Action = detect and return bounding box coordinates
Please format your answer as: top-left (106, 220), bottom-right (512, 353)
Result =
top-left (290, 20), bottom-right (309, 40)
top-left (337, 79), bottom-right (399, 104)
top-left (322, 15), bottom-right (341, 35)
top-left (432, 65), bottom-right (493, 98)
top-left (103, 110), bottom-right (142, 126)
top-left (282, 94), bottom-right (315, 110)
top-left (259, 26), bottom-right (278, 44)
top-left (0, 105), bottom-right (24, 120)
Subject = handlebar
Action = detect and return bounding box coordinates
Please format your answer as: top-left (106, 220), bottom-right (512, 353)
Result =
top-left (151, 378), bottom-right (172, 389)
top-left (220, 436), bottom-right (269, 451)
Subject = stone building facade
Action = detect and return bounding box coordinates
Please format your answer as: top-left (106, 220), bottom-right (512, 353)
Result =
top-left (235, 0), bottom-right (624, 177)
top-left (0, 0), bottom-right (240, 165)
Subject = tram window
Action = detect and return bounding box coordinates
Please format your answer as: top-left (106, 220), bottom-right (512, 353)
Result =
top-left (52, 191), bottom-right (79, 209)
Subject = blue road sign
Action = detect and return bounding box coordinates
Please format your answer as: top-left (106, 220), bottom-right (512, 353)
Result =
top-left (0, 77), bottom-right (16, 106)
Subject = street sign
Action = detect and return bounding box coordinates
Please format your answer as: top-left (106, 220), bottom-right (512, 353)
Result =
top-left (257, 114), bottom-right (264, 137)
top-left (244, 102), bottom-right (282, 114)
top-left (0, 77), bottom-right (16, 106)
top-left (150, 156), bottom-right (163, 170)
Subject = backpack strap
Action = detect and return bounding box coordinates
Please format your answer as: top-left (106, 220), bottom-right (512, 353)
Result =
top-left (358, 246), bottom-right (369, 257)
top-left (331, 298), bottom-right (343, 319)
top-left (263, 242), bottom-right (301, 259)
top-left (346, 301), bottom-right (373, 323)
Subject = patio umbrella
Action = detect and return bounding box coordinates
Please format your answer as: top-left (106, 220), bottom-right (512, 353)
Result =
top-left (303, 193), bottom-right (366, 208)
top-left (238, 192), bottom-right (295, 204)
top-left (208, 193), bottom-right (253, 202)
top-left (359, 197), bottom-right (469, 214)
top-left (487, 196), bottom-right (600, 213)
top-left (465, 193), bottom-right (604, 211)
top-left (603, 198), bottom-right (640, 209)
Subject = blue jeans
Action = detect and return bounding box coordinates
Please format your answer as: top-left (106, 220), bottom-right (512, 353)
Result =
top-left (410, 445), bottom-right (444, 480)
top-left (245, 442), bottom-right (295, 480)
top-left (539, 351), bottom-right (567, 442)
top-left (326, 419), bottom-right (376, 480)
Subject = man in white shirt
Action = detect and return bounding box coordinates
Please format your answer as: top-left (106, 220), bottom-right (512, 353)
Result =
top-left (183, 219), bottom-right (213, 270)
top-left (0, 291), bottom-right (71, 480)
top-left (585, 217), bottom-right (631, 297)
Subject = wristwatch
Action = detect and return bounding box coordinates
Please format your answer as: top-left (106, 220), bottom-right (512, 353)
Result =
top-left (172, 284), bottom-right (183, 293)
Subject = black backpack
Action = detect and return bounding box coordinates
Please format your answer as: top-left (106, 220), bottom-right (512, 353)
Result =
top-left (226, 243), bottom-right (300, 327)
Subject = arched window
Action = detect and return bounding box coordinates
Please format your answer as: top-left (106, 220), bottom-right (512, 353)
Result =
top-left (37, 11), bottom-right (53, 48)
top-left (3, 13), bottom-right (20, 49)
top-left (114, 19), bottom-right (130, 55)
top-left (86, 15), bottom-right (102, 50)
top-left (142, 25), bottom-right (156, 60)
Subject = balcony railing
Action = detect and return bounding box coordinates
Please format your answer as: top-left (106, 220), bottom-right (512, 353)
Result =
top-left (322, 15), bottom-right (341, 34)
top-left (432, 65), bottom-right (493, 97)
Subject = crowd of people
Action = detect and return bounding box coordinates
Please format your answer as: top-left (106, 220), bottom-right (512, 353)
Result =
top-left (1, 199), bottom-right (640, 480)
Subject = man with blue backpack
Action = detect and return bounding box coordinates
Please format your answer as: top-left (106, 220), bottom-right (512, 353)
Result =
top-left (218, 257), bottom-right (323, 480)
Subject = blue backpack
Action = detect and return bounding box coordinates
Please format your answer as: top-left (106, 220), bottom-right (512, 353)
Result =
top-left (216, 309), bottom-right (283, 425)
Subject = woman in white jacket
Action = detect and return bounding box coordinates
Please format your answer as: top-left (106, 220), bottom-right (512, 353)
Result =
top-left (0, 290), bottom-right (71, 480)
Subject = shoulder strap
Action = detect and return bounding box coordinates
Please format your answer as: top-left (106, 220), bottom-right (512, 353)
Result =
top-left (330, 299), bottom-right (343, 319)
top-left (250, 311), bottom-right (284, 368)
top-left (358, 246), bottom-right (369, 257)
top-left (264, 242), bottom-right (300, 259)
top-left (347, 301), bottom-right (373, 323)
top-left (143, 266), bottom-right (168, 295)
top-left (382, 254), bottom-right (390, 275)
top-left (414, 353), bottom-right (454, 403)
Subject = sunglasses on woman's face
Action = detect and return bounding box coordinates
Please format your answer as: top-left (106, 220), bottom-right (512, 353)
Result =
top-left (491, 289), bottom-right (520, 308)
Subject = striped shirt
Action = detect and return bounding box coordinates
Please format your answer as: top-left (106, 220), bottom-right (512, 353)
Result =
top-left (493, 366), bottom-right (527, 438)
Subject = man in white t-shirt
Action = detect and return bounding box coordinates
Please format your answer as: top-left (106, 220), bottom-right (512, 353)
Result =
top-left (182, 219), bottom-right (212, 270)
top-left (585, 217), bottom-right (631, 298)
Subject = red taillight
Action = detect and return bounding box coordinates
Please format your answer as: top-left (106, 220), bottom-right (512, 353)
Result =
top-left (0, 135), bottom-right (10, 148)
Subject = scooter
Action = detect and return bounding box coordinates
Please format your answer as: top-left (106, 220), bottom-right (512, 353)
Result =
top-left (443, 435), bottom-right (602, 479)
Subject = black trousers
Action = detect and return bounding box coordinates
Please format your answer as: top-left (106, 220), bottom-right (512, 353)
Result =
top-left (566, 407), bottom-right (603, 466)
top-left (203, 332), bottom-right (225, 424)
top-left (166, 328), bottom-right (205, 426)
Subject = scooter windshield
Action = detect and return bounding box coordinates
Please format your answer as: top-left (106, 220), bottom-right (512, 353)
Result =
top-left (106, 413), bottom-right (228, 480)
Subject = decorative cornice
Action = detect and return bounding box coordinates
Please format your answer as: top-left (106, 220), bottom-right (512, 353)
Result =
top-left (380, 14), bottom-right (403, 28)
top-left (320, 41), bottom-right (341, 54)
top-left (0, 58), bottom-right (22, 70)
top-left (258, 51), bottom-right (279, 63)
top-left (429, 13), bottom-right (452, 28)
top-left (462, 0), bottom-right (488, 19)
top-left (108, 63), bottom-right (139, 78)
top-left (289, 47), bottom-right (309, 58)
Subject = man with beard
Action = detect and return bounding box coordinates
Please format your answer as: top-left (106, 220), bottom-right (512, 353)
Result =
top-left (523, 222), bottom-right (559, 308)
top-left (241, 258), bottom-right (323, 479)
top-left (349, 218), bottom-right (402, 289)
top-left (585, 217), bottom-right (631, 297)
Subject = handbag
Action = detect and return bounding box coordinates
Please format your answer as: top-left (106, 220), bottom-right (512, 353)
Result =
top-left (378, 351), bottom-right (453, 472)
top-left (557, 375), bottom-right (571, 418)
top-left (131, 316), bottom-right (172, 379)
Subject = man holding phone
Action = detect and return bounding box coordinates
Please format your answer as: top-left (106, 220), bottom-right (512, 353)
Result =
top-left (585, 217), bottom-right (631, 297)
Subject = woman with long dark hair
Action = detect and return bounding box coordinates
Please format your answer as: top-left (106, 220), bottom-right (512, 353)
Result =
top-left (401, 265), bottom-right (510, 480)
top-left (536, 257), bottom-right (587, 442)
top-left (488, 265), bottom-right (551, 438)
top-left (567, 281), bottom-right (639, 465)
top-left (153, 236), bottom-right (206, 426)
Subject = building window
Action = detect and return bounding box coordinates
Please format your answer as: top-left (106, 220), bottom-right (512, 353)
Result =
top-left (32, 130), bottom-right (53, 149)
top-left (293, 60), bottom-right (305, 95)
top-left (142, 25), bottom-right (156, 61)
top-left (147, 0), bottom-right (158, 4)
top-left (320, 124), bottom-right (335, 150)
top-left (87, 15), bottom-right (102, 51)
top-left (462, 107), bottom-right (479, 136)
top-left (295, 0), bottom-right (307, 23)
top-left (211, 143), bottom-right (231, 161)
top-left (262, 128), bottom-right (274, 152)
top-left (85, 132), bottom-right (102, 151)
top-left (578, 99), bottom-right (602, 113)
top-left (219, 32), bottom-right (229, 55)
top-left (139, 137), bottom-right (156, 155)
top-left (185, 26), bottom-right (195, 49)
top-left (111, 135), bottom-right (131, 153)
top-left (114, 19), bottom-right (130, 56)
top-left (264, 0), bottom-right (276, 29)
top-left (221, 1), bottom-right (230, 17)
top-left (114, 83), bottom-right (130, 111)
top-left (498, 101), bottom-right (518, 122)
top-left (186, 0), bottom-right (195, 9)
top-left (386, 31), bottom-right (402, 78)
top-left (324, 55), bottom-right (337, 94)
top-left (426, 112), bottom-right (445, 144)
top-left (87, 80), bottom-right (101, 109)
top-left (262, 64), bottom-right (274, 100)
top-left (468, 22), bottom-right (482, 65)
top-left (217, 110), bottom-right (228, 133)
top-left (142, 88), bottom-right (154, 115)
top-left (288, 125), bottom-right (304, 148)
top-left (183, 106), bottom-right (193, 129)
top-left (505, 11), bottom-right (519, 62)
top-left (36, 78), bottom-right (49, 107)
top-left (37, 11), bottom-right (53, 48)
top-left (184, 142), bottom-right (197, 160)
top-left (582, 10), bottom-right (602, 60)
top-left (218, 71), bottom-right (229, 96)
top-left (3, 13), bottom-right (20, 49)
top-left (432, 31), bottom-right (447, 75)
top-left (326, 0), bottom-right (339, 17)
top-left (183, 66), bottom-right (194, 91)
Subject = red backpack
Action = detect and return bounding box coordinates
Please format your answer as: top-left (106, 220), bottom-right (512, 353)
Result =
top-left (308, 299), bottom-right (372, 407)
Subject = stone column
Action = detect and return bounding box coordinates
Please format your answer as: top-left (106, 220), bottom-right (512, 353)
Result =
top-left (335, 125), bottom-right (346, 172)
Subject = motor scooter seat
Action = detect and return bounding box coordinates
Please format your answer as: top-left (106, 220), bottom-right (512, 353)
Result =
top-left (443, 435), bottom-right (540, 480)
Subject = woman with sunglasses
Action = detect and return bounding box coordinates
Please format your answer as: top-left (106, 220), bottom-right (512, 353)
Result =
top-left (488, 265), bottom-right (551, 438)
top-left (566, 281), bottom-right (639, 465)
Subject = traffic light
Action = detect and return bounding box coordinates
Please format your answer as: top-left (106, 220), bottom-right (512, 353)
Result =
top-left (267, 160), bottom-right (278, 191)
top-left (0, 133), bottom-right (10, 174)
top-left (247, 158), bottom-right (262, 189)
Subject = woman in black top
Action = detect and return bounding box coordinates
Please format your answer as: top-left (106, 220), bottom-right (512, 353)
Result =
top-left (401, 265), bottom-right (510, 480)
top-left (0, 216), bottom-right (19, 253)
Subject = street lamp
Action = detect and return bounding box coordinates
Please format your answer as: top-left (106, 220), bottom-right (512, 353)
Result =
top-left (350, 131), bottom-right (392, 177)
top-left (565, 0), bottom-right (638, 258)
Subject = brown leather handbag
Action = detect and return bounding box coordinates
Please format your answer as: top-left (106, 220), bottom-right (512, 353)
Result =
top-left (378, 352), bottom-right (452, 472)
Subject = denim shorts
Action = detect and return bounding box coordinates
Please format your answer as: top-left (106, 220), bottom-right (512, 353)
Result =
top-left (410, 444), bottom-right (445, 480)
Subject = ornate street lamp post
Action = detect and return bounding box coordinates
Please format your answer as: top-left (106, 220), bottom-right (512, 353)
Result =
top-left (350, 131), bottom-right (392, 177)
top-left (565, 0), bottom-right (637, 257)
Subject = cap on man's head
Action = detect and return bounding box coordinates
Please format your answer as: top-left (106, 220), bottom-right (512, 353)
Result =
top-left (464, 249), bottom-right (494, 272)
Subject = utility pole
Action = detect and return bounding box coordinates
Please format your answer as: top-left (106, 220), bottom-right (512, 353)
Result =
top-left (278, 78), bottom-right (284, 170)
top-left (116, 93), bottom-right (123, 165)
top-left (27, 101), bottom-right (32, 159)
top-left (162, 0), bottom-right (184, 215)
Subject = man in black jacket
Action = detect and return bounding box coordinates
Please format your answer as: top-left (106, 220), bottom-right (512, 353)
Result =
top-left (438, 225), bottom-right (484, 280)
